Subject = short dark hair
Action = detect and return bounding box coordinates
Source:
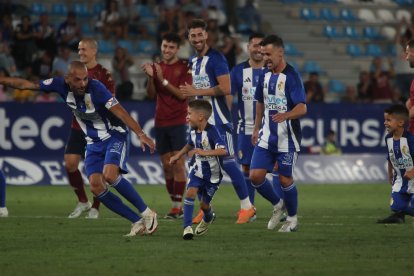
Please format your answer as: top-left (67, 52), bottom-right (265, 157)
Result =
top-left (385, 104), bottom-right (409, 123)
top-left (260, 34), bottom-right (284, 49)
top-left (162, 32), bottom-right (181, 46)
top-left (248, 32), bottom-right (265, 42)
top-left (189, 99), bottom-right (212, 118)
top-left (187, 19), bottom-right (207, 31)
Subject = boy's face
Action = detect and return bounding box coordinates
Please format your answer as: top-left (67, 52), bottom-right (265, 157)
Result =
top-left (187, 107), bottom-right (202, 128)
top-left (384, 112), bottom-right (404, 134)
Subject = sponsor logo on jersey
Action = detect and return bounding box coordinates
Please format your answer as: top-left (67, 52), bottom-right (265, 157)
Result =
top-left (43, 78), bottom-right (53, 85)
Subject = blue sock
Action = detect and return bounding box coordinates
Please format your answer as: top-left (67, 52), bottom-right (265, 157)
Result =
top-left (243, 171), bottom-right (255, 205)
top-left (0, 171), bottom-right (5, 207)
top-left (112, 176), bottom-right (148, 213)
top-left (283, 183), bottom-right (298, 216)
top-left (223, 159), bottom-right (249, 200)
top-left (203, 206), bottom-right (214, 222)
top-left (183, 197), bottom-right (195, 228)
top-left (272, 171), bottom-right (284, 200)
top-left (253, 178), bottom-right (280, 205)
top-left (97, 189), bottom-right (141, 223)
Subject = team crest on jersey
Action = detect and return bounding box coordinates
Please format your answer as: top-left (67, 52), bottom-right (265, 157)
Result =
top-left (42, 78), bottom-right (53, 85)
top-left (202, 138), bottom-right (209, 148)
top-left (238, 150), bottom-right (243, 160)
top-left (402, 145), bottom-right (409, 155)
top-left (85, 99), bottom-right (92, 109)
top-left (277, 81), bottom-right (285, 91)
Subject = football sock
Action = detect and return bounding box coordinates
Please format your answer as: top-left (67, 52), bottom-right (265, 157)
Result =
top-left (0, 170), bottom-right (6, 207)
top-left (111, 176), bottom-right (148, 213)
top-left (254, 178), bottom-right (281, 205)
top-left (223, 159), bottom-right (251, 206)
top-left (183, 197), bottom-right (195, 228)
top-left (243, 171), bottom-right (255, 205)
top-left (91, 197), bottom-right (100, 209)
top-left (96, 188), bottom-right (140, 223)
top-left (67, 169), bottom-right (88, 203)
top-left (282, 183), bottom-right (298, 216)
top-left (240, 197), bottom-right (251, 210)
top-left (203, 206), bottom-right (214, 222)
top-left (272, 171), bottom-right (284, 200)
top-left (173, 180), bottom-right (186, 207)
top-left (166, 178), bottom-right (174, 202)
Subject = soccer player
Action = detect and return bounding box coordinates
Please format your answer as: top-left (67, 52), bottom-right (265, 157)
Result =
top-left (230, 32), bottom-right (265, 207)
top-left (180, 19), bottom-right (255, 224)
top-left (169, 100), bottom-right (228, 240)
top-left (0, 61), bottom-right (158, 236)
top-left (250, 34), bottom-right (306, 232)
top-left (142, 33), bottom-right (191, 219)
top-left (64, 38), bottom-right (116, 219)
top-left (0, 170), bottom-right (7, 217)
top-left (377, 104), bottom-right (414, 224)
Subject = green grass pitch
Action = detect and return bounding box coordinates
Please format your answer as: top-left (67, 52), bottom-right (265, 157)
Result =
top-left (0, 184), bottom-right (413, 276)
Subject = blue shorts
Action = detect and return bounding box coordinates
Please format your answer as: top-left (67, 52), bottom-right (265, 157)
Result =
top-left (250, 146), bottom-right (298, 177)
top-left (187, 175), bottom-right (219, 205)
top-left (237, 133), bottom-right (254, 166)
top-left (84, 132), bottom-right (129, 177)
top-left (215, 123), bottom-right (235, 157)
top-left (391, 192), bottom-right (414, 212)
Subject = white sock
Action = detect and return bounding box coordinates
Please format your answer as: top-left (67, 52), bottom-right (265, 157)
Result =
top-left (141, 207), bottom-right (152, 216)
top-left (240, 197), bottom-right (252, 210)
top-left (172, 201), bottom-right (181, 209)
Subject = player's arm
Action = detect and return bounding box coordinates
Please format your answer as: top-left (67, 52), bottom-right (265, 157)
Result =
top-left (0, 77), bottom-right (40, 90)
top-left (252, 102), bottom-right (264, 145)
top-left (108, 102), bottom-right (155, 153)
top-left (387, 161), bottom-right (393, 185)
top-left (193, 147), bottom-right (227, 157)
top-left (180, 74), bottom-right (231, 97)
top-left (403, 166), bottom-right (414, 181)
top-left (142, 63), bottom-right (157, 99)
top-left (153, 63), bottom-right (186, 101)
top-left (272, 103), bottom-right (307, 123)
top-left (170, 144), bottom-right (193, 164)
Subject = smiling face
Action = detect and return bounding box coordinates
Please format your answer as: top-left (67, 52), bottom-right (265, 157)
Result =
top-left (248, 37), bottom-right (263, 63)
top-left (186, 107), bottom-right (202, 128)
top-left (188, 27), bottom-right (208, 54)
top-left (261, 43), bottom-right (284, 72)
top-left (78, 40), bottom-right (97, 66)
top-left (405, 44), bottom-right (414, 68)
top-left (161, 40), bottom-right (179, 63)
top-left (384, 112), bottom-right (404, 135)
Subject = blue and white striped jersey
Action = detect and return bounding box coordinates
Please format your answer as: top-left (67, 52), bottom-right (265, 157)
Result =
top-left (189, 48), bottom-right (232, 126)
top-left (39, 77), bottom-right (126, 144)
top-left (230, 60), bottom-right (264, 135)
top-left (386, 131), bottom-right (414, 193)
top-left (188, 123), bottom-right (227, 184)
top-left (254, 64), bottom-right (306, 153)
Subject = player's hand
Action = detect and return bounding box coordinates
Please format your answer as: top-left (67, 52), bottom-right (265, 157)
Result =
top-left (139, 134), bottom-right (155, 154)
top-left (179, 82), bottom-right (196, 97)
top-left (153, 63), bottom-right (164, 81)
top-left (169, 155), bottom-right (179, 165)
top-left (141, 63), bottom-right (154, 78)
top-left (192, 148), bottom-right (204, 156)
top-left (403, 170), bottom-right (414, 180)
top-left (252, 129), bottom-right (259, 146)
top-left (271, 112), bottom-right (288, 123)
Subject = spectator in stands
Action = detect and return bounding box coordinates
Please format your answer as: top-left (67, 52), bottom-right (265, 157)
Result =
top-left (95, 0), bottom-right (123, 40)
top-left (369, 71), bottom-right (394, 104)
top-left (57, 12), bottom-right (82, 51)
top-left (394, 18), bottom-right (413, 99)
top-left (177, 11), bottom-right (197, 59)
top-left (157, 7), bottom-right (179, 47)
top-left (33, 13), bottom-right (57, 56)
top-left (304, 72), bottom-right (325, 103)
top-left (370, 57), bottom-right (395, 80)
top-left (31, 51), bottom-right (53, 79)
top-left (13, 15), bottom-right (38, 71)
top-left (357, 71), bottom-right (372, 103)
top-left (237, 0), bottom-right (262, 33)
top-left (321, 130), bottom-right (341, 155)
top-left (118, 0), bottom-right (141, 39)
top-left (52, 44), bottom-right (72, 76)
top-left (0, 14), bottom-right (14, 44)
top-left (0, 42), bottom-right (16, 76)
top-left (112, 46), bottom-right (134, 101)
top-left (341, 85), bottom-right (358, 103)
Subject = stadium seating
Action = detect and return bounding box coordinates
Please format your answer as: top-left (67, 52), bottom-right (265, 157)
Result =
top-left (343, 26), bottom-right (360, 40)
top-left (92, 2), bottom-right (104, 16)
top-left (319, 8), bottom-right (338, 21)
top-left (328, 79), bottom-right (346, 94)
top-left (51, 3), bottom-right (68, 16)
top-left (381, 26), bottom-right (396, 41)
top-left (31, 3), bottom-right (47, 15)
top-left (72, 3), bottom-right (90, 17)
top-left (339, 8), bottom-right (359, 22)
top-left (98, 40), bottom-right (116, 54)
top-left (117, 40), bottom-right (135, 54)
top-left (365, 44), bottom-right (383, 57)
top-left (363, 26), bottom-right (383, 40)
top-left (395, 9), bottom-right (411, 22)
top-left (358, 8), bottom-right (377, 23)
top-left (284, 43), bottom-right (304, 56)
top-left (346, 43), bottom-right (363, 57)
top-left (302, 60), bottom-right (322, 73)
top-left (300, 8), bottom-right (318, 21)
top-left (394, 0), bottom-right (414, 6)
top-left (136, 40), bottom-right (157, 55)
top-left (324, 25), bottom-right (342, 39)
top-left (377, 9), bottom-right (396, 23)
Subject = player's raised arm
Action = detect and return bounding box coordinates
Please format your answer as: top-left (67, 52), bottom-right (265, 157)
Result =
top-left (0, 76), bottom-right (40, 91)
top-left (108, 102), bottom-right (155, 153)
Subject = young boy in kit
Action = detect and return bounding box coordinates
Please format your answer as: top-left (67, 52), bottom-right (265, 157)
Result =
top-left (170, 100), bottom-right (228, 240)
top-left (378, 104), bottom-right (414, 224)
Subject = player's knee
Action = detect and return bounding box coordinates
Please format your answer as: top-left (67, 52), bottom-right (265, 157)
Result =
top-left (89, 180), bottom-right (105, 195)
top-left (200, 201), bottom-right (210, 211)
top-left (279, 175), bottom-right (294, 187)
top-left (249, 171), bottom-right (264, 186)
top-left (185, 187), bottom-right (197, 199)
top-left (64, 158), bottom-right (79, 172)
top-left (103, 172), bottom-right (118, 185)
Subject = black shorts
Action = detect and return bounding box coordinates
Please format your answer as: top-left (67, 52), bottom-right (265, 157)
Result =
top-left (64, 128), bottom-right (87, 156)
top-left (155, 124), bottom-right (188, 155)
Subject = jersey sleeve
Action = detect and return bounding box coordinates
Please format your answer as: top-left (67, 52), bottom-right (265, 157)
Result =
top-left (187, 131), bottom-right (194, 147)
top-left (286, 70), bottom-right (306, 105)
top-left (213, 53), bottom-right (230, 78)
top-left (208, 126), bottom-right (227, 151)
top-left (39, 77), bottom-right (66, 99)
top-left (254, 72), bottom-right (265, 103)
top-left (230, 66), bottom-right (239, 96)
top-left (90, 80), bottom-right (117, 109)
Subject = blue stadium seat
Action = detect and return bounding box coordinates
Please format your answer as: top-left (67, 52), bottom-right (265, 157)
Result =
top-left (92, 3), bottom-right (104, 16)
top-left (136, 5), bottom-right (156, 19)
top-left (302, 60), bottom-right (322, 74)
top-left (339, 8), bottom-right (358, 22)
top-left (343, 26), bottom-right (360, 39)
top-left (72, 3), bottom-right (90, 17)
top-left (98, 40), bottom-right (115, 54)
top-left (31, 3), bottom-right (47, 15)
top-left (346, 43), bottom-right (363, 57)
top-left (329, 79), bottom-right (346, 94)
top-left (81, 24), bottom-right (93, 36)
top-left (136, 40), bottom-right (156, 55)
top-left (363, 26), bottom-right (383, 40)
top-left (284, 43), bottom-right (303, 56)
top-left (394, 0), bottom-right (414, 6)
top-left (282, 0), bottom-right (301, 3)
top-left (51, 3), bottom-right (68, 16)
top-left (365, 44), bottom-right (383, 57)
top-left (300, 8), bottom-right (318, 21)
top-left (319, 8), bottom-right (338, 21)
top-left (323, 25), bottom-right (342, 39)
top-left (287, 60), bottom-right (300, 70)
top-left (117, 40), bottom-right (134, 54)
